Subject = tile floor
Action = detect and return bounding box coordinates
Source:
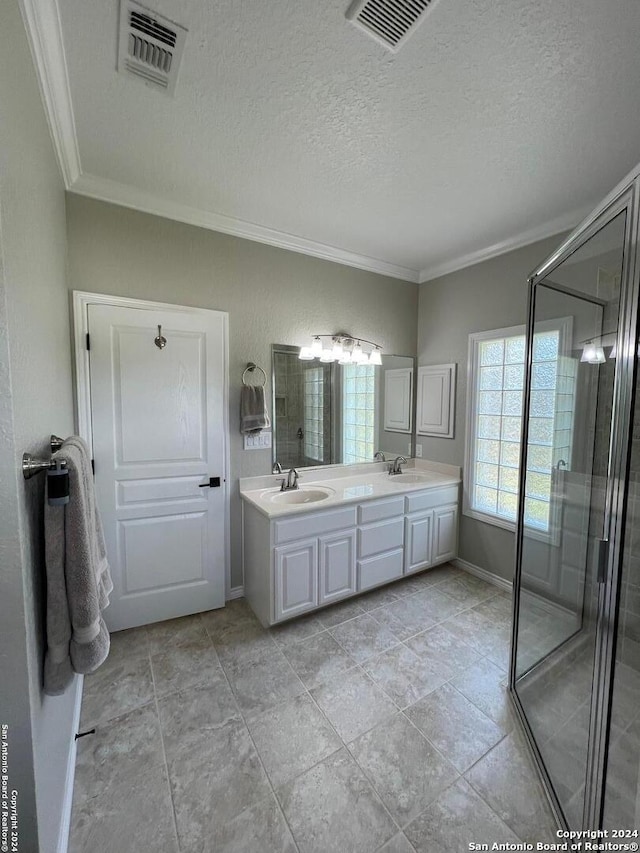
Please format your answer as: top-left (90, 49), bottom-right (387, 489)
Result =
top-left (69, 563), bottom-right (559, 853)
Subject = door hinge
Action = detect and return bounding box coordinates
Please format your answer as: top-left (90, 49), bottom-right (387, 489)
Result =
top-left (86, 333), bottom-right (91, 351)
top-left (596, 538), bottom-right (609, 584)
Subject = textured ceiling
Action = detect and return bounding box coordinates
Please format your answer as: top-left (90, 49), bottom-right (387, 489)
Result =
top-left (56, 0), bottom-right (640, 280)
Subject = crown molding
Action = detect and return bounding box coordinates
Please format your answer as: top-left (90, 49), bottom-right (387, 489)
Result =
top-left (418, 204), bottom-right (594, 283)
top-left (69, 173), bottom-right (421, 282)
top-left (17, 0), bottom-right (600, 288)
top-left (19, 0), bottom-right (81, 186)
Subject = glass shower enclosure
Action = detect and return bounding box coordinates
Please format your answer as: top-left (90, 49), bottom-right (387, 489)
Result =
top-left (510, 165), bottom-right (640, 830)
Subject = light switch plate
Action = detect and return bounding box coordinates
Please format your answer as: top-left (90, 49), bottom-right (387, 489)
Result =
top-left (243, 431), bottom-right (272, 450)
top-left (415, 443), bottom-right (423, 457)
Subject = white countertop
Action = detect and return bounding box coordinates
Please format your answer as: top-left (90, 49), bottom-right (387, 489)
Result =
top-left (239, 459), bottom-right (461, 519)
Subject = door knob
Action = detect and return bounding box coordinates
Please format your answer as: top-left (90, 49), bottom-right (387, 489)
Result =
top-left (199, 477), bottom-right (221, 488)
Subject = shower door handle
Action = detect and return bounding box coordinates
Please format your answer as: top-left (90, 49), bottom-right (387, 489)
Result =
top-left (596, 538), bottom-right (609, 584)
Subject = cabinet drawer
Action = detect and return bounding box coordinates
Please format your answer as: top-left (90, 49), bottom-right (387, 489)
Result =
top-left (274, 506), bottom-right (357, 545)
top-left (358, 496), bottom-right (405, 525)
top-left (358, 517), bottom-right (404, 559)
top-left (405, 485), bottom-right (459, 515)
top-left (358, 549), bottom-right (404, 591)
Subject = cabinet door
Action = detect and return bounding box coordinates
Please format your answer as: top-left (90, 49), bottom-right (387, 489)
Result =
top-left (433, 504), bottom-right (458, 563)
top-left (274, 539), bottom-right (318, 621)
top-left (404, 512), bottom-right (433, 574)
top-left (416, 364), bottom-right (456, 438)
top-left (319, 529), bottom-right (356, 605)
top-left (384, 367), bottom-right (413, 432)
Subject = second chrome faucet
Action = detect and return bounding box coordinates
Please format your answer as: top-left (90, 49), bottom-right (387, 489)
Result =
top-left (279, 467), bottom-right (300, 491)
top-left (388, 456), bottom-right (407, 475)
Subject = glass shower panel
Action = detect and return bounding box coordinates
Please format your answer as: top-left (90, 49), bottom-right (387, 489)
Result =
top-left (603, 397), bottom-right (640, 829)
top-left (514, 211), bottom-right (626, 826)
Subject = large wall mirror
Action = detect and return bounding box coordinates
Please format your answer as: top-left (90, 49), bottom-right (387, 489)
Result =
top-left (272, 344), bottom-right (416, 470)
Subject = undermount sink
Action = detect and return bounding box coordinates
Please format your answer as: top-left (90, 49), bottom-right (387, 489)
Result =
top-left (266, 486), bottom-right (335, 504)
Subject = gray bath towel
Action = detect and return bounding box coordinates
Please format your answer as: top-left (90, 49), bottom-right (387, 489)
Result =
top-left (240, 385), bottom-right (271, 434)
top-left (44, 436), bottom-right (113, 695)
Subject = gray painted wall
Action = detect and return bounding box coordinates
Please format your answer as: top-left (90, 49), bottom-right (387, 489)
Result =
top-left (65, 195), bottom-right (419, 589)
top-left (0, 4), bottom-right (77, 850)
top-left (416, 233), bottom-right (569, 582)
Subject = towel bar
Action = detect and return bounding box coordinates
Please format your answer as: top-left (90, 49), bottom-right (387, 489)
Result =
top-left (242, 362), bottom-right (267, 387)
top-left (22, 434), bottom-right (66, 479)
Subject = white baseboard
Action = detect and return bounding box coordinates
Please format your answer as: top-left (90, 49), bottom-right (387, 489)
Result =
top-left (227, 586), bottom-right (244, 601)
top-left (453, 558), bottom-right (513, 593)
top-left (57, 674), bottom-right (84, 853)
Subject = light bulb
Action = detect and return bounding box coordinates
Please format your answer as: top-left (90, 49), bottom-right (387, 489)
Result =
top-left (298, 346), bottom-right (314, 360)
top-left (581, 342), bottom-right (605, 364)
top-left (581, 342), bottom-right (595, 362)
top-left (320, 349), bottom-right (334, 362)
top-left (339, 350), bottom-right (352, 364)
top-left (369, 348), bottom-right (382, 366)
top-left (310, 336), bottom-right (323, 356)
top-left (351, 342), bottom-right (364, 363)
top-left (331, 340), bottom-right (344, 360)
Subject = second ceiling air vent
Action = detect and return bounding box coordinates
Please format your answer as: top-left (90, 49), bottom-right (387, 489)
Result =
top-left (346, 0), bottom-right (439, 52)
top-left (118, 0), bottom-right (187, 95)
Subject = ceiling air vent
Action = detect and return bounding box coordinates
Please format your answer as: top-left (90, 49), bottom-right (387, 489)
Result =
top-left (118, 0), bottom-right (187, 95)
top-left (346, 0), bottom-right (438, 52)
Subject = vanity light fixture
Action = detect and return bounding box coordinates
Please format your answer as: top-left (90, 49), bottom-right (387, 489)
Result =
top-left (580, 341), bottom-right (606, 364)
top-left (299, 333), bottom-right (383, 364)
top-left (579, 332), bottom-right (616, 364)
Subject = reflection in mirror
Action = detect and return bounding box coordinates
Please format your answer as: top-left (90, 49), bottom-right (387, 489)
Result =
top-left (272, 345), bottom-right (415, 470)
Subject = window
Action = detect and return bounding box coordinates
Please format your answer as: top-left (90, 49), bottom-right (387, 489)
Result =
top-left (465, 321), bottom-right (574, 534)
top-left (342, 363), bottom-right (377, 463)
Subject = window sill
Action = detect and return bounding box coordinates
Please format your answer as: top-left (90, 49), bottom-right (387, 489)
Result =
top-left (463, 506), bottom-right (517, 533)
top-left (462, 506), bottom-right (554, 545)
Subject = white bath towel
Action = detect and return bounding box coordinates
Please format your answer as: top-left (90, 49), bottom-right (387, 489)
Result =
top-left (44, 436), bottom-right (113, 695)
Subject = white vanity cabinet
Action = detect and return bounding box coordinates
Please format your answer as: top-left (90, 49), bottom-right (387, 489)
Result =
top-left (357, 496), bottom-right (405, 591)
top-left (241, 482), bottom-right (459, 627)
top-left (433, 504), bottom-right (458, 563)
top-left (318, 529), bottom-right (357, 605)
top-left (404, 487), bottom-right (459, 574)
top-left (274, 539), bottom-right (318, 621)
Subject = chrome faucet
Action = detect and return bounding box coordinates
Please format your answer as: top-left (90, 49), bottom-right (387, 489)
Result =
top-left (374, 451), bottom-right (386, 462)
top-left (389, 456), bottom-right (407, 475)
top-left (280, 467), bottom-right (300, 491)
top-left (272, 461), bottom-right (283, 474)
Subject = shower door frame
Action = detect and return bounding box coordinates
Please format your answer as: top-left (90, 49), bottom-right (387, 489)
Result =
top-left (509, 164), bottom-right (640, 830)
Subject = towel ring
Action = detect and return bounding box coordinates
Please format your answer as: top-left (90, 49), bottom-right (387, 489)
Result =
top-left (242, 362), bottom-right (266, 388)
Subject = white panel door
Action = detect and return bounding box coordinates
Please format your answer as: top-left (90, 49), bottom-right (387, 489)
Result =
top-left (384, 367), bottom-right (413, 432)
top-left (319, 530), bottom-right (356, 604)
top-left (274, 540), bottom-right (318, 621)
top-left (404, 512), bottom-right (433, 574)
top-left (432, 505), bottom-right (458, 563)
top-left (88, 302), bottom-right (228, 630)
